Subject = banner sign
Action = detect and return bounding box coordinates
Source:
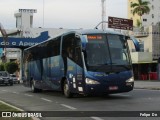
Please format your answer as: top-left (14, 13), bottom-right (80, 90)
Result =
top-left (0, 31), bottom-right (50, 48)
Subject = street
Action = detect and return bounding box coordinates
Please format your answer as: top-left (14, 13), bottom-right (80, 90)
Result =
top-left (0, 83), bottom-right (160, 120)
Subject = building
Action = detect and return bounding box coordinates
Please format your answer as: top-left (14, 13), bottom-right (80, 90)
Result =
top-left (128, 0), bottom-right (160, 27)
top-left (0, 9), bottom-right (69, 62)
top-left (128, 0), bottom-right (160, 80)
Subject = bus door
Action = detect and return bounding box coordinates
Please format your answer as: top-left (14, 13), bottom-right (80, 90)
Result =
top-left (74, 35), bottom-right (84, 94)
top-left (62, 33), bottom-right (84, 94)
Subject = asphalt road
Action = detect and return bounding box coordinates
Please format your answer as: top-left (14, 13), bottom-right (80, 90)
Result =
top-left (0, 83), bottom-right (160, 120)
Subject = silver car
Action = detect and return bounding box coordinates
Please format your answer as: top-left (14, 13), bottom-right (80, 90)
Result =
top-left (0, 71), bottom-right (13, 86)
top-left (10, 74), bottom-right (20, 84)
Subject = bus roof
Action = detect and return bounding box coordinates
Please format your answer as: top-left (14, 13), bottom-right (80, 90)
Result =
top-left (24, 29), bottom-right (124, 51)
top-left (75, 29), bottom-right (123, 35)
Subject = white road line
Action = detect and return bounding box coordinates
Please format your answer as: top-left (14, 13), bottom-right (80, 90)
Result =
top-left (91, 117), bottom-right (104, 120)
top-left (60, 104), bottom-right (77, 110)
top-left (2, 90), bottom-right (7, 92)
top-left (0, 100), bottom-right (23, 111)
top-left (41, 98), bottom-right (52, 102)
top-left (24, 94), bottom-right (33, 97)
top-left (12, 92), bottom-right (19, 94)
top-left (0, 100), bottom-right (41, 120)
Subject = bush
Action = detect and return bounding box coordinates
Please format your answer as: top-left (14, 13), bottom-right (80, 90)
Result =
top-left (4, 62), bottom-right (19, 74)
top-left (0, 63), bottom-right (5, 71)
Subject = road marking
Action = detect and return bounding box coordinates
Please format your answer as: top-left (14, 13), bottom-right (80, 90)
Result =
top-left (0, 100), bottom-right (41, 120)
top-left (60, 104), bottom-right (77, 110)
top-left (91, 117), bottom-right (104, 120)
top-left (41, 98), bottom-right (52, 102)
top-left (2, 90), bottom-right (7, 92)
top-left (12, 92), bottom-right (19, 94)
top-left (0, 100), bottom-right (23, 111)
top-left (148, 97), bottom-right (152, 100)
top-left (24, 94), bottom-right (33, 97)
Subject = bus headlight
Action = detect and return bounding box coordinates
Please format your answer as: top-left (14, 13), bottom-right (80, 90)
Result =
top-left (85, 78), bottom-right (100, 84)
top-left (126, 77), bottom-right (134, 83)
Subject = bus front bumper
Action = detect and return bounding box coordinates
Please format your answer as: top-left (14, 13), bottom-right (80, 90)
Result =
top-left (84, 82), bottom-right (134, 95)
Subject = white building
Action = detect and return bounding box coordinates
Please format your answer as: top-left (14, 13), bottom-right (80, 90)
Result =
top-left (128, 0), bottom-right (160, 27)
top-left (142, 0), bottom-right (160, 26)
top-left (4, 9), bottom-right (69, 62)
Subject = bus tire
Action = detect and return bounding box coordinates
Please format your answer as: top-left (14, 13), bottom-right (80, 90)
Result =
top-left (31, 80), bottom-right (42, 93)
top-left (63, 79), bottom-right (72, 98)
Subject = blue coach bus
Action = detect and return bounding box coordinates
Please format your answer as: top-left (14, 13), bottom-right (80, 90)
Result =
top-left (23, 29), bottom-right (134, 98)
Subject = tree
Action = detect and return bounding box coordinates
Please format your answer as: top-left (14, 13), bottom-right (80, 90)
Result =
top-left (4, 62), bottom-right (18, 74)
top-left (131, 0), bottom-right (150, 27)
top-left (0, 63), bottom-right (5, 71)
top-left (136, 19), bottom-right (142, 27)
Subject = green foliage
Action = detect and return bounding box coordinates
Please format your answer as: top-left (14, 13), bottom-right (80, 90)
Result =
top-left (0, 63), bottom-right (5, 71)
top-left (131, 0), bottom-right (150, 27)
top-left (131, 0), bottom-right (150, 16)
top-left (4, 62), bottom-right (19, 74)
top-left (136, 19), bottom-right (142, 27)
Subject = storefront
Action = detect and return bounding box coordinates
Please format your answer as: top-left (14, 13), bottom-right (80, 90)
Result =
top-left (132, 62), bottom-right (158, 80)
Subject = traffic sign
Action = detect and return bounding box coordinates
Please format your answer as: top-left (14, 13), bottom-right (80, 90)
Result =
top-left (108, 16), bottom-right (133, 30)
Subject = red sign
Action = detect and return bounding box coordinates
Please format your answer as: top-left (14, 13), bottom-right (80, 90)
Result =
top-left (108, 16), bottom-right (133, 30)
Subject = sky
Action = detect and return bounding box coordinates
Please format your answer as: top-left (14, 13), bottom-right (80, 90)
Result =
top-left (0, 0), bottom-right (128, 29)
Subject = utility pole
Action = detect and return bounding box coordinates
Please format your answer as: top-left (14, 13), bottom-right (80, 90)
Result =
top-left (101, 0), bottom-right (106, 30)
top-left (43, 0), bottom-right (45, 28)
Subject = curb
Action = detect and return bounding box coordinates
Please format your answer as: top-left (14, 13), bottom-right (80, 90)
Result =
top-left (0, 100), bottom-right (40, 120)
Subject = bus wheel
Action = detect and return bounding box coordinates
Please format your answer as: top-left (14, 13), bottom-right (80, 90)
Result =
top-left (63, 80), bottom-right (72, 98)
top-left (31, 81), bottom-right (42, 93)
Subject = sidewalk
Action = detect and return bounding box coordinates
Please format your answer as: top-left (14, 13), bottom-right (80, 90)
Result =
top-left (134, 80), bottom-right (160, 90)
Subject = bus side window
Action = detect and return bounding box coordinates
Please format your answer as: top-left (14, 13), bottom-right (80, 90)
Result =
top-left (62, 33), bottom-right (83, 67)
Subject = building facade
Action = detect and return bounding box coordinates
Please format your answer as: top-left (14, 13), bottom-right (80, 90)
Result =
top-left (128, 0), bottom-right (160, 27)
top-left (128, 0), bottom-right (160, 80)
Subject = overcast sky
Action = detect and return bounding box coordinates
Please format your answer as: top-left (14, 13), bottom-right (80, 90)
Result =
top-left (0, 0), bottom-right (128, 29)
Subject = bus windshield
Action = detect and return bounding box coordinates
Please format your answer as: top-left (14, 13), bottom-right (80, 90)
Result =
top-left (84, 34), bottom-right (131, 72)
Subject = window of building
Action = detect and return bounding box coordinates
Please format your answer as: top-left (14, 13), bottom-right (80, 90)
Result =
top-left (152, 14), bottom-right (154, 18)
top-left (143, 19), bottom-right (147, 22)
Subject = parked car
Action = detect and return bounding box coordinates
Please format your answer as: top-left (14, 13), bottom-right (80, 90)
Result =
top-left (0, 71), bottom-right (13, 86)
top-left (10, 74), bottom-right (20, 84)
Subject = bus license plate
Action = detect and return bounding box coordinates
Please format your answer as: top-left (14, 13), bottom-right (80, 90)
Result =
top-left (109, 86), bottom-right (118, 91)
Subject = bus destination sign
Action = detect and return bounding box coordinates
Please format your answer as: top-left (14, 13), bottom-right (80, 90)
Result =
top-left (108, 16), bottom-right (133, 30)
top-left (87, 35), bottom-right (102, 40)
